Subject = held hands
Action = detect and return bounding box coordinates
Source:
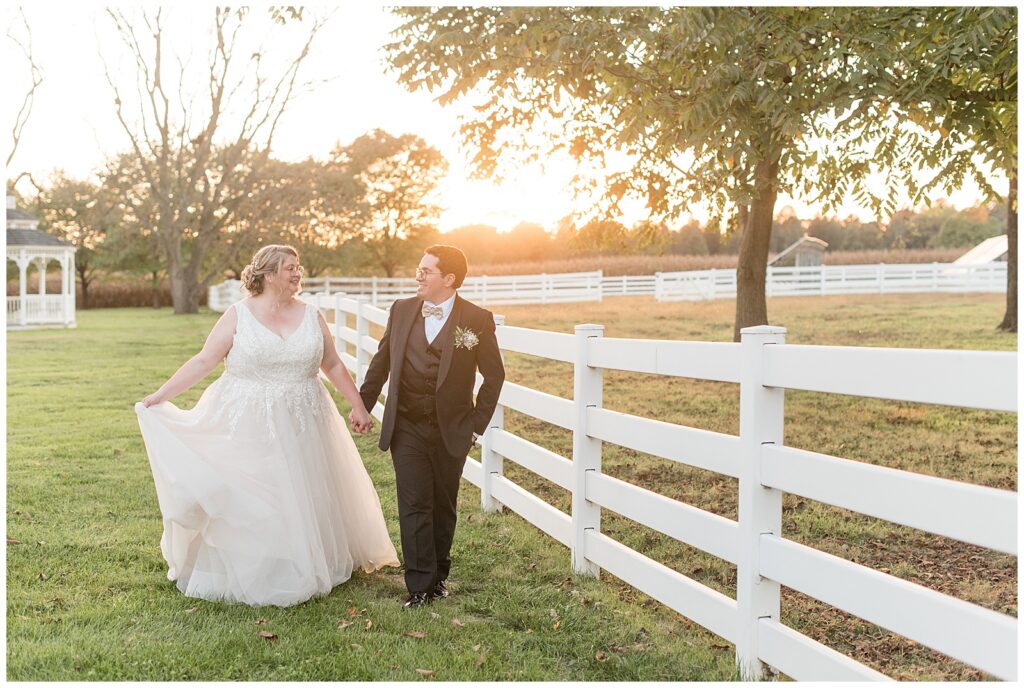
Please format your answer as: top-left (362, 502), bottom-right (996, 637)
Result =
top-left (348, 407), bottom-right (374, 435)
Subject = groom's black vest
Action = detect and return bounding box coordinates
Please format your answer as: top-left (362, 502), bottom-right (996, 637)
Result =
top-left (397, 311), bottom-right (453, 422)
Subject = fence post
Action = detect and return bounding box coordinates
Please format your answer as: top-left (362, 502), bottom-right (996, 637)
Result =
top-left (370, 276), bottom-right (378, 307)
top-left (597, 270), bottom-right (604, 303)
top-left (572, 323), bottom-right (604, 577)
top-left (355, 297), bottom-right (370, 387)
top-left (710, 268), bottom-right (717, 301)
top-left (480, 314), bottom-right (506, 513)
top-left (736, 325), bottom-right (786, 680)
top-left (878, 263), bottom-right (885, 293)
top-left (766, 266), bottom-right (774, 298)
top-left (482, 275), bottom-right (488, 305)
top-left (334, 295), bottom-right (347, 358)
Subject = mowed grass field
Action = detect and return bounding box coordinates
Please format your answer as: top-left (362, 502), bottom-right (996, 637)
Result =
top-left (8, 292), bottom-right (1016, 680)
top-left (485, 292), bottom-right (1017, 681)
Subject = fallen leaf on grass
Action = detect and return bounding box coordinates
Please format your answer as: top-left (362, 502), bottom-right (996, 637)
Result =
top-left (258, 631), bottom-right (277, 641)
top-left (38, 573), bottom-right (48, 581)
top-left (415, 668), bottom-right (435, 677)
top-left (364, 619), bottom-right (373, 630)
top-left (255, 618), bottom-right (267, 625)
top-left (351, 643), bottom-right (362, 649)
top-left (472, 644), bottom-right (480, 652)
top-left (404, 630), bottom-right (426, 638)
top-left (595, 651), bottom-right (608, 662)
top-left (552, 620), bottom-right (561, 630)
top-left (337, 620), bottom-right (352, 629)
top-left (185, 607), bottom-right (198, 614)
top-left (7, 537), bottom-right (21, 545)
top-left (476, 653), bottom-right (486, 667)
top-left (712, 642), bottom-right (730, 650)
top-left (452, 618), bottom-right (465, 628)
top-left (608, 644), bottom-right (628, 653)
top-left (527, 562), bottom-right (536, 569)
top-left (347, 607), bottom-right (359, 618)
top-left (430, 612), bottom-right (440, 619)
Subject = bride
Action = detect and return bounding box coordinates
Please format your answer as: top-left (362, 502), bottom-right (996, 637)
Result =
top-left (136, 244), bottom-right (399, 607)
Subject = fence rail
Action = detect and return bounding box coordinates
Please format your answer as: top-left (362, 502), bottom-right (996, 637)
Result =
top-left (656, 262), bottom-right (1007, 301)
top-left (306, 291), bottom-right (1017, 682)
top-left (210, 262), bottom-right (1006, 312)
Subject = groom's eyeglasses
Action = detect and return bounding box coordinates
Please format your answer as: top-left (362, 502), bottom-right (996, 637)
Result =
top-left (415, 268), bottom-right (443, 278)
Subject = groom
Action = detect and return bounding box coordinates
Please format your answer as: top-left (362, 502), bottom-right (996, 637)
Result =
top-left (358, 245), bottom-right (505, 609)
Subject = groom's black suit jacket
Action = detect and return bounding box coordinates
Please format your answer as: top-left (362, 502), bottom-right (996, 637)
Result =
top-left (359, 294), bottom-right (505, 458)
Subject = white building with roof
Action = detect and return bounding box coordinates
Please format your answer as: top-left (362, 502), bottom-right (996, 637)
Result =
top-left (6, 190), bottom-right (77, 329)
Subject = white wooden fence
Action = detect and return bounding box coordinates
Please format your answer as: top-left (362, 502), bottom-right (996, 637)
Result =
top-left (307, 292), bottom-right (1017, 682)
top-left (210, 262), bottom-right (1006, 313)
top-left (656, 262), bottom-right (1008, 301)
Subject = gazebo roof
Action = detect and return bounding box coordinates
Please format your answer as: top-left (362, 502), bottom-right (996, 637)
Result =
top-left (7, 207), bottom-right (36, 221)
top-left (7, 228), bottom-right (71, 247)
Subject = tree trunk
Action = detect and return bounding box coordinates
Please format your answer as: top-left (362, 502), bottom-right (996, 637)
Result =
top-left (78, 270), bottom-right (91, 309)
top-left (733, 156), bottom-right (781, 342)
top-left (170, 272), bottom-right (199, 314)
top-left (998, 169), bottom-right (1017, 332)
top-left (151, 270), bottom-right (162, 309)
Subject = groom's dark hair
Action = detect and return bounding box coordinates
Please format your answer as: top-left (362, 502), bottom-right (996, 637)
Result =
top-left (425, 245), bottom-right (468, 288)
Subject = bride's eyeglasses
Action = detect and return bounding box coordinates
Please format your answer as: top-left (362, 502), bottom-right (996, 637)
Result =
top-left (283, 264), bottom-right (305, 275)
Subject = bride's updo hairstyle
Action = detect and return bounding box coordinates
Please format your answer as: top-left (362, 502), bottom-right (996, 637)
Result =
top-left (240, 244), bottom-right (299, 295)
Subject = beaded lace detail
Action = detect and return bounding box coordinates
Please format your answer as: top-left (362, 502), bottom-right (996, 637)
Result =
top-left (213, 299), bottom-right (327, 437)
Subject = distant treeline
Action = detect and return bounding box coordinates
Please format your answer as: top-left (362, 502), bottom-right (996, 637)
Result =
top-left (444, 200), bottom-right (1006, 268)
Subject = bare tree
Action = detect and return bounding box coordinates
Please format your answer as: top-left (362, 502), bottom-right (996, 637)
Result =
top-left (6, 6), bottom-right (43, 190)
top-left (100, 7), bottom-right (327, 313)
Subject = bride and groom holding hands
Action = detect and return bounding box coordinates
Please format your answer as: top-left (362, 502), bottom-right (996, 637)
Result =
top-left (136, 244), bottom-right (505, 609)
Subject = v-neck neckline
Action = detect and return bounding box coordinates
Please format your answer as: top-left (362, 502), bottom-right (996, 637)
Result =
top-left (241, 300), bottom-right (307, 342)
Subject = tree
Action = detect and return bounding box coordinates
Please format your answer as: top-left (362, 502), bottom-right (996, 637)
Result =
top-left (330, 130), bottom-right (448, 277)
top-left (500, 222), bottom-right (551, 262)
top-left (101, 7), bottom-right (327, 313)
top-left (629, 220), bottom-right (673, 255)
top-left (32, 172), bottom-right (123, 308)
top-left (879, 7), bottom-right (1016, 329)
top-left (444, 224), bottom-right (501, 265)
top-left (5, 6), bottom-right (43, 190)
top-left (574, 219), bottom-right (628, 255)
top-left (668, 221), bottom-right (709, 256)
top-left (388, 8), bottom-right (958, 340)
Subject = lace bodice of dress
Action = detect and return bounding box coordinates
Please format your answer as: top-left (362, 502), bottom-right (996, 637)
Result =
top-left (227, 299), bottom-right (323, 383)
top-left (215, 299), bottom-right (327, 436)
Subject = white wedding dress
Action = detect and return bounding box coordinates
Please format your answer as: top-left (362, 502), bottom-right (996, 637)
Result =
top-left (135, 299), bottom-right (399, 607)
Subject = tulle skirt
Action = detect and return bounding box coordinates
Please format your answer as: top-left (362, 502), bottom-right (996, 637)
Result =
top-left (135, 375), bottom-right (399, 607)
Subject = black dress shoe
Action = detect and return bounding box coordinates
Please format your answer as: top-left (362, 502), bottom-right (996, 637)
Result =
top-left (402, 591), bottom-right (433, 609)
top-left (432, 580), bottom-right (449, 599)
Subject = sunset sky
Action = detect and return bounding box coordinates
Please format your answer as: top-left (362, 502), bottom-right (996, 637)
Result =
top-left (3, 5), bottom-right (998, 234)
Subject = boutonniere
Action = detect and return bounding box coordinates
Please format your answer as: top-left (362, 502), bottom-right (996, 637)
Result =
top-left (453, 326), bottom-right (480, 350)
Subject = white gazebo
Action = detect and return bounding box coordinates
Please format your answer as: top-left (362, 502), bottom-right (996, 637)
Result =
top-left (6, 191), bottom-right (77, 329)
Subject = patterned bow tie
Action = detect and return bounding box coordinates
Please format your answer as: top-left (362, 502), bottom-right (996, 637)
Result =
top-left (421, 303), bottom-right (443, 320)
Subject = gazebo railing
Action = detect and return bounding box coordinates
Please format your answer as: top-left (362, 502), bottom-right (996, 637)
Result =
top-left (7, 294), bottom-right (69, 325)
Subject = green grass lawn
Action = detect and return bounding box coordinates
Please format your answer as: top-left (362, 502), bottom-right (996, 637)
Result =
top-left (8, 292), bottom-right (1016, 680)
top-left (7, 305), bottom-right (736, 681)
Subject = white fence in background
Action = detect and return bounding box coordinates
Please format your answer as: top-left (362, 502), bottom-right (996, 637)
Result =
top-left (656, 262), bottom-right (1007, 301)
top-left (306, 292), bottom-right (1017, 682)
top-left (209, 262), bottom-right (1006, 313)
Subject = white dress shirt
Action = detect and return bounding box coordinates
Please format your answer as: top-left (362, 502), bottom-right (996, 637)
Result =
top-left (423, 292), bottom-right (456, 345)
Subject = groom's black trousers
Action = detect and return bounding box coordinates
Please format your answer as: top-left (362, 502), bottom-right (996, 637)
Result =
top-left (391, 412), bottom-right (467, 594)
